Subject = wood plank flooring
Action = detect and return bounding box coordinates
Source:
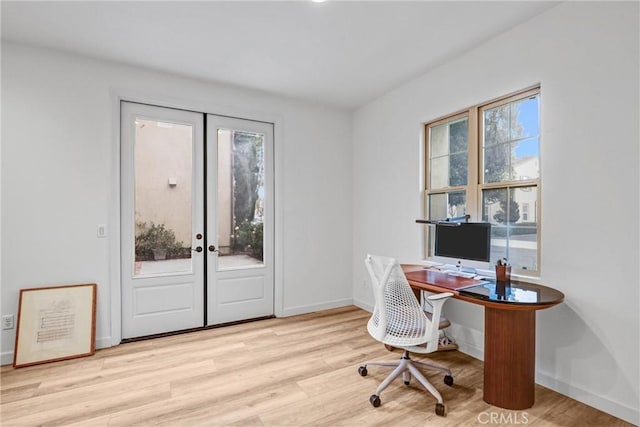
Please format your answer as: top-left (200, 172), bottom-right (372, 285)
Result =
top-left (0, 306), bottom-right (632, 426)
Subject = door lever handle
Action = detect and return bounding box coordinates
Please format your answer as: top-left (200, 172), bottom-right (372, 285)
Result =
top-left (192, 246), bottom-right (203, 253)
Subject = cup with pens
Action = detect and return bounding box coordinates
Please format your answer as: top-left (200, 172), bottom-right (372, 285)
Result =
top-left (495, 258), bottom-right (511, 282)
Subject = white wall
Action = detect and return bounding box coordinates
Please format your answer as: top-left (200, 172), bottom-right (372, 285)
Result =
top-left (352, 2), bottom-right (638, 424)
top-left (1, 43), bottom-right (353, 361)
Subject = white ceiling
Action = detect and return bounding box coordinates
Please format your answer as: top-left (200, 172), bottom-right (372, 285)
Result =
top-left (1, 1), bottom-right (559, 109)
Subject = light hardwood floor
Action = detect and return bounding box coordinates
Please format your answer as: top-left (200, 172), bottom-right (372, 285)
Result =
top-left (0, 306), bottom-right (632, 426)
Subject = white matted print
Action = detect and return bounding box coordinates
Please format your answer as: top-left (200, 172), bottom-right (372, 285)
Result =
top-left (13, 283), bottom-right (96, 368)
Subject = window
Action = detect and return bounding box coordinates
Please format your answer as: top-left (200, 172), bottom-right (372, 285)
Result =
top-left (426, 114), bottom-right (469, 220)
top-left (425, 87), bottom-right (541, 274)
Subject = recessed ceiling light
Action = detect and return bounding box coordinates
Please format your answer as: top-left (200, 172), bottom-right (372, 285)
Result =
top-left (311, 0), bottom-right (326, 3)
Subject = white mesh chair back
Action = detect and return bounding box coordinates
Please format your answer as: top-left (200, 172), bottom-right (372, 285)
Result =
top-left (365, 254), bottom-right (436, 348)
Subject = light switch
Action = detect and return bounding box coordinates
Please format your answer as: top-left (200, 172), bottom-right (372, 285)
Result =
top-left (168, 177), bottom-right (177, 187)
top-left (97, 224), bottom-right (108, 238)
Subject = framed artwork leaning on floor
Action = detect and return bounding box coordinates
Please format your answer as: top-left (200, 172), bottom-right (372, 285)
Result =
top-left (13, 283), bottom-right (96, 368)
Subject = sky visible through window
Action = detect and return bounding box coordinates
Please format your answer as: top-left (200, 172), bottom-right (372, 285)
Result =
top-left (513, 96), bottom-right (539, 158)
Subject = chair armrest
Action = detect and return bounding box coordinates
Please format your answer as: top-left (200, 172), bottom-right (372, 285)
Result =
top-left (426, 292), bottom-right (454, 301)
top-left (423, 292), bottom-right (453, 353)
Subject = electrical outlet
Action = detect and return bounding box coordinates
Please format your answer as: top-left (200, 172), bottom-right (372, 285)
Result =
top-left (2, 314), bottom-right (15, 330)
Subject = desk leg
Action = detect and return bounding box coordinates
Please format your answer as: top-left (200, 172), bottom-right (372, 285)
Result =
top-left (483, 308), bottom-right (535, 410)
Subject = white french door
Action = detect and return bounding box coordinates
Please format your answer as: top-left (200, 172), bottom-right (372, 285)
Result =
top-left (206, 116), bottom-right (274, 325)
top-left (121, 102), bottom-right (274, 339)
top-left (121, 102), bottom-right (205, 338)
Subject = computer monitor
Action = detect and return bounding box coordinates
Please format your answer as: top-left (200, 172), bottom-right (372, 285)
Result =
top-left (434, 222), bottom-right (491, 262)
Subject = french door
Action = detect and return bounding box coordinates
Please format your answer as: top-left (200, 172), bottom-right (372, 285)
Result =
top-left (206, 116), bottom-right (274, 325)
top-left (121, 102), bottom-right (274, 339)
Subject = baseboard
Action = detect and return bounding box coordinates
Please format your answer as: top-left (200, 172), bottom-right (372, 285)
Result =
top-left (1, 351), bottom-right (13, 366)
top-left (453, 338), bottom-right (484, 361)
top-left (446, 323), bottom-right (484, 361)
top-left (95, 336), bottom-right (113, 350)
top-left (536, 371), bottom-right (639, 425)
top-left (1, 336), bottom-right (114, 367)
top-left (280, 298), bottom-right (353, 317)
top-left (352, 298), bottom-right (373, 313)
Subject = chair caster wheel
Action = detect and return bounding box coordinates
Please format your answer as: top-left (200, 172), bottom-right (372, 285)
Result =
top-left (444, 375), bottom-right (454, 386)
top-left (358, 366), bottom-right (368, 377)
top-left (370, 394), bottom-right (381, 407)
top-left (435, 402), bottom-right (446, 416)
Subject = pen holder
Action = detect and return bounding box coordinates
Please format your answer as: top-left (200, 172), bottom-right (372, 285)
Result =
top-left (495, 265), bottom-right (511, 282)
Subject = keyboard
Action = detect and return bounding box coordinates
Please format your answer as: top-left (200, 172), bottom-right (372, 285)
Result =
top-left (446, 271), bottom-right (477, 279)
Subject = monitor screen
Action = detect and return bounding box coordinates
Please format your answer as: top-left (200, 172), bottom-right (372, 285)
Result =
top-left (434, 222), bottom-right (491, 262)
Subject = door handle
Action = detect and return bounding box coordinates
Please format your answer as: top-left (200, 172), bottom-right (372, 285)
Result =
top-left (208, 245), bottom-right (217, 252)
top-left (192, 246), bottom-right (203, 253)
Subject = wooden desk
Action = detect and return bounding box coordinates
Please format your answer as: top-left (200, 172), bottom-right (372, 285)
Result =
top-left (402, 265), bottom-right (564, 410)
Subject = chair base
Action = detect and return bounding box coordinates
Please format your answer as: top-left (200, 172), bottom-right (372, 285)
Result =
top-left (359, 350), bottom-right (453, 416)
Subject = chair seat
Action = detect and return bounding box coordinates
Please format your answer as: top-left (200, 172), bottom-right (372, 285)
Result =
top-left (425, 311), bottom-right (451, 329)
top-left (383, 312), bottom-right (456, 352)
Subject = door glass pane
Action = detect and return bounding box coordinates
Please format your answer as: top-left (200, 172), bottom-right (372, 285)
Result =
top-left (217, 129), bottom-right (265, 270)
top-left (134, 119), bottom-right (193, 276)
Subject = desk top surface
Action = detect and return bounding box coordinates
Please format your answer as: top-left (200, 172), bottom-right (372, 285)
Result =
top-left (402, 265), bottom-right (564, 309)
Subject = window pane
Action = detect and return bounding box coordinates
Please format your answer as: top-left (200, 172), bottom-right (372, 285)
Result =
top-left (482, 188), bottom-right (507, 224)
top-left (511, 186), bottom-right (538, 270)
top-left (508, 225), bottom-right (538, 271)
top-left (484, 143), bottom-right (510, 183)
top-left (430, 124), bottom-right (448, 157)
top-left (430, 156), bottom-right (448, 189)
top-left (447, 191), bottom-right (466, 218)
top-left (428, 191), bottom-right (466, 220)
top-left (449, 152), bottom-right (468, 187)
top-left (428, 117), bottom-right (468, 189)
top-left (449, 119), bottom-right (468, 153)
top-left (134, 119), bottom-right (193, 276)
top-left (427, 191), bottom-right (468, 258)
top-left (484, 94), bottom-right (540, 184)
top-left (428, 193), bottom-right (447, 220)
top-left (484, 104), bottom-right (510, 145)
top-left (512, 137), bottom-right (539, 180)
top-left (512, 96), bottom-right (539, 139)
top-left (483, 186), bottom-right (537, 271)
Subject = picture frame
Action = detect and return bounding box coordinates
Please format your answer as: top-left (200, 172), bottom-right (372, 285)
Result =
top-left (13, 283), bottom-right (97, 368)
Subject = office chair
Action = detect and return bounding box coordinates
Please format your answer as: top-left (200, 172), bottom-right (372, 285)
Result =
top-left (359, 254), bottom-right (454, 416)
